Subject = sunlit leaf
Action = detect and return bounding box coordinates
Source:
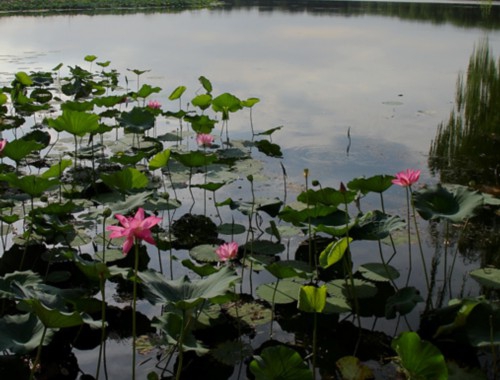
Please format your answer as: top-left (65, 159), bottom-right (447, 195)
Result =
top-left (148, 149), bottom-right (171, 170)
top-left (47, 109), bottom-right (100, 137)
top-left (298, 285), bottom-right (327, 313)
top-left (249, 345), bottom-right (313, 380)
top-left (319, 237), bottom-right (352, 269)
top-left (391, 332), bottom-right (448, 380)
top-left (169, 85), bottom-right (187, 100)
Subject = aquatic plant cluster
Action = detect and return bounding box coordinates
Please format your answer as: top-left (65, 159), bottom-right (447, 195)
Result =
top-left (0, 55), bottom-right (499, 380)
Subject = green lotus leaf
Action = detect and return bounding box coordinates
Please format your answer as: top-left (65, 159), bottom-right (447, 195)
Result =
top-left (153, 312), bottom-right (208, 354)
top-left (242, 239), bottom-right (285, 256)
top-left (326, 279), bottom-right (378, 300)
top-left (465, 302), bottom-right (500, 347)
top-left (2, 138), bottom-right (44, 162)
top-left (118, 106), bottom-right (155, 134)
top-left (181, 259), bottom-right (218, 277)
top-left (391, 331), bottom-right (448, 380)
top-left (211, 341), bottom-right (254, 366)
top-left (241, 97), bottom-right (260, 108)
top-left (185, 114), bottom-right (217, 134)
top-left (347, 174), bottom-right (394, 194)
top-left (225, 299), bottom-right (272, 327)
top-left (136, 84), bottom-right (161, 99)
top-left (0, 271), bottom-right (43, 299)
top-left (198, 75), bottom-right (212, 93)
top-left (336, 356), bottom-right (374, 380)
top-left (470, 267), bottom-right (500, 289)
top-left (30, 88), bottom-right (53, 104)
top-left (41, 159), bottom-right (72, 179)
top-left (253, 125), bottom-right (283, 136)
top-left (351, 210), bottom-right (405, 240)
top-left (0, 173), bottom-right (59, 198)
top-left (217, 222), bottom-right (246, 235)
top-left (93, 95), bottom-right (126, 108)
top-left (324, 296), bottom-right (352, 314)
top-left (358, 263), bottom-right (400, 282)
top-left (298, 285), bottom-right (327, 313)
top-left (0, 313), bottom-right (55, 354)
top-left (189, 244), bottom-right (220, 263)
top-left (100, 167), bottom-right (149, 192)
top-left (255, 279), bottom-right (302, 304)
top-left (193, 181), bottom-right (227, 192)
top-left (47, 109), bottom-right (100, 137)
top-left (265, 260), bottom-right (312, 280)
top-left (172, 150), bottom-right (217, 168)
top-left (212, 92), bottom-right (242, 120)
top-left (140, 266), bottom-right (239, 309)
top-left (298, 187), bottom-right (356, 207)
top-left (190, 94), bottom-right (213, 111)
top-left (61, 100), bottom-right (94, 112)
top-left (319, 237), bottom-right (353, 269)
top-left (413, 184), bottom-right (485, 222)
top-left (168, 85), bottom-right (186, 100)
top-left (15, 71), bottom-right (33, 86)
top-left (385, 287), bottom-right (423, 319)
top-left (148, 149), bottom-right (171, 170)
top-left (249, 345), bottom-right (313, 380)
top-left (254, 139), bottom-right (283, 158)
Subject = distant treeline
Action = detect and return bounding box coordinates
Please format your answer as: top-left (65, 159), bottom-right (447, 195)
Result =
top-left (0, 0), bottom-right (498, 29)
top-left (0, 0), bottom-right (216, 13)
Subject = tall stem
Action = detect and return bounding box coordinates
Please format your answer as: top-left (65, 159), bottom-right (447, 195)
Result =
top-left (132, 241), bottom-right (139, 380)
top-left (404, 187), bottom-right (413, 287)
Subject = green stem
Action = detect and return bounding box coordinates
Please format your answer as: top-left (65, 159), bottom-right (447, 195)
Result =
top-left (404, 187), bottom-right (413, 287)
top-left (29, 325), bottom-right (48, 380)
top-left (312, 312), bottom-right (318, 380)
top-left (410, 188), bottom-right (430, 293)
top-left (96, 273), bottom-right (106, 380)
top-left (132, 241), bottom-right (139, 380)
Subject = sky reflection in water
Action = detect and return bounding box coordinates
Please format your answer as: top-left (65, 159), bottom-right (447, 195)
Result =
top-left (0, 5), bottom-right (499, 187)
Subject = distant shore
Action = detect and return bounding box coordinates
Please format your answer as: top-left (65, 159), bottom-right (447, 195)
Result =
top-left (0, 0), bottom-right (217, 13)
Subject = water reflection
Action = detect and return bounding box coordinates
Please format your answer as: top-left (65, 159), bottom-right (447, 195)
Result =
top-left (429, 38), bottom-right (500, 191)
top-left (427, 38), bottom-right (500, 291)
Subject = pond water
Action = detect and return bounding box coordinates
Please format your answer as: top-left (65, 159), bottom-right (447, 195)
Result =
top-left (1, 0), bottom-right (499, 188)
top-left (1, 1), bottom-right (500, 379)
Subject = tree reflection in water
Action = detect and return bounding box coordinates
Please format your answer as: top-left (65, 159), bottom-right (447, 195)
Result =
top-left (428, 38), bottom-right (500, 280)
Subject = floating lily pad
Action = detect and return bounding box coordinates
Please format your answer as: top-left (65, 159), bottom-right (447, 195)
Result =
top-left (256, 279), bottom-right (302, 304)
top-left (385, 287), bottom-right (423, 319)
top-left (470, 267), bottom-right (500, 289)
top-left (224, 300), bottom-right (272, 326)
top-left (211, 340), bottom-right (253, 366)
top-left (189, 244), bottom-right (220, 263)
top-left (336, 356), bottom-right (374, 380)
top-left (358, 263), bottom-right (400, 282)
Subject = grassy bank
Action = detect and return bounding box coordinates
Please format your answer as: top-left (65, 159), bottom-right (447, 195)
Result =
top-left (0, 0), bottom-right (216, 13)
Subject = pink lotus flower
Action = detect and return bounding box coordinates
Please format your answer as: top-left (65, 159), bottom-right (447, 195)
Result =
top-left (0, 139), bottom-right (7, 154)
top-left (106, 207), bottom-right (162, 254)
top-left (147, 100), bottom-right (161, 109)
top-left (196, 133), bottom-right (214, 147)
top-left (216, 242), bottom-right (239, 262)
top-left (392, 169), bottom-right (421, 187)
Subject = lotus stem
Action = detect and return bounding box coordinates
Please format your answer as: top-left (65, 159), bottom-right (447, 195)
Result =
top-left (132, 241), bottom-right (139, 380)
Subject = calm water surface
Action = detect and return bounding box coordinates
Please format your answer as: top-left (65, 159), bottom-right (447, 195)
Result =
top-left (1, 1), bottom-right (499, 187)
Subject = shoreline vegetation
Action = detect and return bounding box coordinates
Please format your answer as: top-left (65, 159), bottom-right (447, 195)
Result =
top-left (0, 0), bottom-right (219, 13)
